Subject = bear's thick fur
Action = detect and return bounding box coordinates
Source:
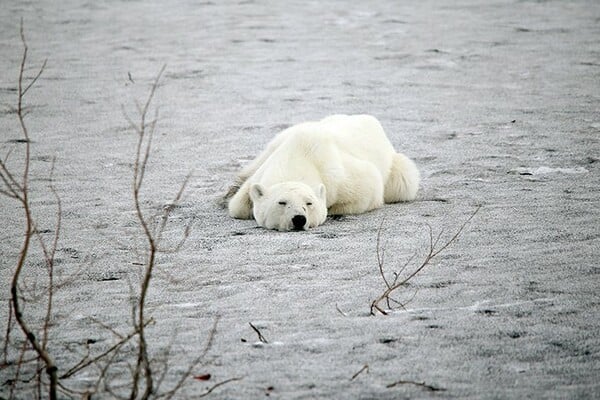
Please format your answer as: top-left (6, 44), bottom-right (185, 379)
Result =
top-left (226, 114), bottom-right (419, 231)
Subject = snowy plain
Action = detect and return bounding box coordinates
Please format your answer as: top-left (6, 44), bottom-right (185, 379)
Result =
top-left (1, 0), bottom-right (599, 398)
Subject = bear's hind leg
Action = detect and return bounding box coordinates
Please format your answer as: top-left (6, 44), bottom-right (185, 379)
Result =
top-left (384, 153), bottom-right (420, 203)
top-left (228, 184), bottom-right (253, 219)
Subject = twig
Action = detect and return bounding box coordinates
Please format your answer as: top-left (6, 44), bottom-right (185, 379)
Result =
top-left (88, 316), bottom-right (126, 340)
top-left (59, 319), bottom-right (152, 380)
top-left (249, 323), bottom-right (268, 344)
top-left (90, 341), bottom-right (124, 398)
top-left (130, 65), bottom-right (166, 400)
top-left (197, 377), bottom-right (243, 398)
top-left (7, 19), bottom-right (58, 400)
top-left (38, 157), bottom-right (61, 352)
top-left (386, 379), bottom-right (445, 391)
top-left (159, 316), bottom-right (220, 400)
top-left (3, 300), bottom-right (13, 365)
top-left (8, 340), bottom-right (29, 399)
top-left (376, 218), bottom-right (391, 290)
top-left (335, 303), bottom-right (347, 317)
top-left (350, 364), bottom-right (369, 381)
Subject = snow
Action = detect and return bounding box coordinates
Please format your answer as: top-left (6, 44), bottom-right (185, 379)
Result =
top-left (1, 0), bottom-right (599, 398)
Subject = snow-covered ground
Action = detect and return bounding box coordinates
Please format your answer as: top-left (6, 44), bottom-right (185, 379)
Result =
top-left (1, 0), bottom-right (599, 398)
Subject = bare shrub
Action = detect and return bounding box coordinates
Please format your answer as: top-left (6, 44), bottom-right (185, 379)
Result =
top-left (0, 20), bottom-right (59, 399)
top-left (1, 23), bottom-right (229, 399)
top-left (122, 65), bottom-right (196, 399)
top-left (370, 207), bottom-right (480, 315)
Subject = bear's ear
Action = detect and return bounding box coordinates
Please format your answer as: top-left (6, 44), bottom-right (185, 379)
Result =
top-left (315, 184), bottom-right (326, 203)
top-left (250, 183), bottom-right (266, 202)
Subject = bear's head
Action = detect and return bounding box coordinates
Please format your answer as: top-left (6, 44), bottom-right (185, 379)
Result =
top-left (249, 182), bottom-right (327, 231)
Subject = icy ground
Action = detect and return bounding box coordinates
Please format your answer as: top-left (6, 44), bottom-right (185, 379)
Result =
top-left (1, 0), bottom-right (599, 399)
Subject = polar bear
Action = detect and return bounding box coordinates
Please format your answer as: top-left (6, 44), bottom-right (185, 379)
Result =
top-left (225, 114), bottom-right (419, 231)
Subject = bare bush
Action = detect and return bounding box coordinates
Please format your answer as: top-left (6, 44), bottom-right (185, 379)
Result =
top-left (122, 65), bottom-right (197, 400)
top-left (0, 20), bottom-right (59, 399)
top-left (1, 24), bottom-right (227, 399)
top-left (370, 207), bottom-right (480, 315)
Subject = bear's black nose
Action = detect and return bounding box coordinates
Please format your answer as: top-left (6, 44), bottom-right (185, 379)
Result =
top-left (292, 215), bottom-right (307, 230)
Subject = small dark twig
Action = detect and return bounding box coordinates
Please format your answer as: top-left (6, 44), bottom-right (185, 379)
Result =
top-left (197, 377), bottom-right (243, 398)
top-left (376, 218), bottom-right (391, 290)
top-left (386, 379), bottom-right (445, 392)
top-left (335, 303), bottom-right (347, 317)
top-left (350, 364), bottom-right (369, 381)
top-left (248, 323), bottom-right (268, 344)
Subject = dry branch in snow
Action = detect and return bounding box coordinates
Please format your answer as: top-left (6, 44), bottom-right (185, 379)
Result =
top-left (1, 24), bottom-right (221, 399)
top-left (370, 206), bottom-right (480, 315)
top-left (0, 19), bottom-right (58, 399)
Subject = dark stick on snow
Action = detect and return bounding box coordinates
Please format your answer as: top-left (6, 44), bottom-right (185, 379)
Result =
top-left (386, 379), bottom-right (445, 391)
top-left (350, 364), bottom-right (369, 381)
top-left (249, 322), bottom-right (268, 343)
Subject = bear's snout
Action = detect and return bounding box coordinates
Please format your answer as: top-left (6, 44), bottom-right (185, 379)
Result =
top-left (292, 215), bottom-right (307, 230)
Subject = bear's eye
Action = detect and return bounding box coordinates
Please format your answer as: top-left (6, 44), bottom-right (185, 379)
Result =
top-left (278, 201), bottom-right (287, 206)
top-left (306, 202), bottom-right (312, 206)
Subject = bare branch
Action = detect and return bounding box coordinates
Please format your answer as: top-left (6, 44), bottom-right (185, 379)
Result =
top-left (21, 59), bottom-right (47, 98)
top-left (59, 320), bottom-right (151, 380)
top-left (159, 317), bottom-right (220, 400)
top-left (376, 218), bottom-right (391, 290)
top-left (335, 303), bottom-right (347, 317)
top-left (41, 157), bottom-right (61, 352)
top-left (196, 377), bottom-right (243, 398)
top-left (350, 364), bottom-right (369, 381)
top-left (386, 379), bottom-right (445, 391)
top-left (129, 66), bottom-right (167, 400)
top-left (2, 301), bottom-right (14, 365)
top-left (0, 159), bottom-right (24, 199)
top-left (9, 19), bottom-right (58, 399)
top-left (249, 323), bottom-right (268, 344)
top-left (371, 206), bottom-right (480, 315)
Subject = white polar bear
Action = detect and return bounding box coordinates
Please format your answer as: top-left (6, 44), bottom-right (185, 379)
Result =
top-left (226, 114), bottom-right (420, 231)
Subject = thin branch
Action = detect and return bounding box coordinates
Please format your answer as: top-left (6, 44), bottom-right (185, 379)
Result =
top-left (386, 379), bottom-right (445, 391)
top-left (88, 317), bottom-right (126, 340)
top-left (196, 377), bottom-right (243, 398)
top-left (90, 341), bottom-right (126, 398)
top-left (2, 145), bottom-right (15, 164)
top-left (8, 340), bottom-right (29, 400)
top-left (55, 378), bottom-right (92, 399)
top-left (0, 159), bottom-right (24, 199)
top-left (249, 323), bottom-right (268, 344)
top-left (376, 218), bottom-right (391, 290)
top-left (41, 157), bottom-right (61, 352)
top-left (159, 317), bottom-right (220, 400)
top-left (154, 171), bottom-right (192, 247)
top-left (0, 187), bottom-right (20, 199)
top-left (22, 59), bottom-right (47, 97)
top-left (9, 19), bottom-right (58, 399)
top-left (2, 300), bottom-right (14, 365)
top-left (390, 251), bottom-right (417, 287)
top-left (350, 364), bottom-right (369, 381)
top-left (335, 303), bottom-right (347, 317)
top-left (59, 320), bottom-right (151, 379)
top-left (130, 64), bottom-right (166, 400)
